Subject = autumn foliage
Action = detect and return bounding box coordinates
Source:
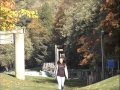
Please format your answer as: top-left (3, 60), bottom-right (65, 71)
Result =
top-left (0, 0), bottom-right (17, 30)
top-left (0, 0), bottom-right (16, 10)
top-left (78, 0), bottom-right (120, 66)
top-left (100, 0), bottom-right (120, 54)
top-left (0, 0), bottom-right (38, 31)
top-left (101, 0), bottom-right (120, 33)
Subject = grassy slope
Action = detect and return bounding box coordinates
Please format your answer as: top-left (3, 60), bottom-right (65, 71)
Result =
top-left (77, 75), bottom-right (120, 90)
top-left (0, 73), bottom-right (57, 90)
top-left (0, 73), bottom-right (119, 90)
top-left (0, 73), bottom-right (78, 90)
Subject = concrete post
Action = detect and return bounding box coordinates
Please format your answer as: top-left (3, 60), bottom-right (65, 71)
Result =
top-left (15, 32), bottom-right (25, 80)
top-left (55, 45), bottom-right (59, 66)
top-left (55, 45), bottom-right (57, 65)
top-left (57, 48), bottom-right (59, 63)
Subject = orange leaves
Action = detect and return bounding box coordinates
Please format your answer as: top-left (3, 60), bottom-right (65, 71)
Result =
top-left (100, 0), bottom-right (120, 32)
top-left (80, 53), bottom-right (94, 65)
top-left (27, 19), bottom-right (47, 35)
top-left (28, 19), bottom-right (43, 30)
top-left (77, 48), bottom-right (88, 53)
top-left (105, 0), bottom-right (117, 6)
top-left (106, 0), bottom-right (110, 3)
top-left (100, 0), bottom-right (120, 64)
top-left (0, 0), bottom-right (38, 31)
top-left (101, 12), bottom-right (120, 31)
top-left (0, 0), bottom-right (17, 31)
top-left (106, 12), bottom-right (119, 27)
top-left (77, 34), bottom-right (96, 65)
top-left (106, 12), bottom-right (114, 20)
top-left (0, 0), bottom-right (16, 10)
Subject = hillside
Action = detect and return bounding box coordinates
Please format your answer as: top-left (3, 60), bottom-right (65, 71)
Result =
top-left (0, 73), bottom-right (76, 90)
top-left (0, 73), bottom-right (119, 90)
top-left (77, 75), bottom-right (120, 90)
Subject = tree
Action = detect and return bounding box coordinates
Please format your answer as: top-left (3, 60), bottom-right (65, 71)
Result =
top-left (0, 0), bottom-right (37, 71)
top-left (24, 30), bottom-right (34, 62)
top-left (0, 0), bottom-right (38, 31)
top-left (100, 0), bottom-right (120, 67)
top-left (27, 19), bottom-right (50, 67)
top-left (39, 2), bottom-right (53, 31)
top-left (51, 0), bottom-right (102, 68)
top-left (0, 31), bottom-right (34, 71)
top-left (52, 4), bottom-right (67, 45)
top-left (100, 0), bottom-right (120, 33)
top-left (61, 0), bottom-right (102, 67)
top-left (0, 44), bottom-right (15, 71)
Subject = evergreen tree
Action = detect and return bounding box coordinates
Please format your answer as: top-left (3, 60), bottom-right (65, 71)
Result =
top-left (27, 19), bottom-right (50, 66)
top-left (39, 2), bottom-right (53, 31)
top-left (0, 30), bottom-right (34, 71)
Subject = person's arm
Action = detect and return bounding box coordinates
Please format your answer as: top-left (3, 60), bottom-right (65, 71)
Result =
top-left (65, 64), bottom-right (68, 79)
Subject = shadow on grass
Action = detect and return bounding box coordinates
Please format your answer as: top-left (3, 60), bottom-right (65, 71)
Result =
top-left (28, 67), bottom-right (41, 72)
top-left (33, 78), bottom-right (86, 88)
top-left (7, 73), bottom-right (15, 77)
top-left (65, 79), bottom-right (86, 87)
top-left (33, 78), bottom-right (57, 84)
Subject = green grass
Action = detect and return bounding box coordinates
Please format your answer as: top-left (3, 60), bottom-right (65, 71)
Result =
top-left (76, 75), bottom-right (120, 90)
top-left (0, 73), bottom-right (57, 90)
top-left (0, 73), bottom-right (82, 90)
top-left (0, 73), bottom-right (119, 90)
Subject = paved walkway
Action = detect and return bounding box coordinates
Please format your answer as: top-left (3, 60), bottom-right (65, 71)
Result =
top-left (4, 70), bottom-right (54, 77)
top-left (25, 71), bottom-right (40, 76)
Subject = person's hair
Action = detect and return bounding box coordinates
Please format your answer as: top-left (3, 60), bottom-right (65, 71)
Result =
top-left (57, 57), bottom-right (66, 64)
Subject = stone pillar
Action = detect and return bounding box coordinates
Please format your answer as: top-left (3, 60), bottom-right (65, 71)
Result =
top-left (15, 32), bottom-right (25, 80)
top-left (57, 48), bottom-right (59, 63)
top-left (55, 45), bottom-right (59, 65)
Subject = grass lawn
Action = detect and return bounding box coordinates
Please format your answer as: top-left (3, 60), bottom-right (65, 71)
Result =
top-left (0, 73), bottom-right (83, 90)
top-left (76, 75), bottom-right (120, 90)
top-left (0, 73), bottom-right (119, 90)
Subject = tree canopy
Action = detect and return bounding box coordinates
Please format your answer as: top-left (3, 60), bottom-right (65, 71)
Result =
top-left (0, 0), bottom-right (119, 70)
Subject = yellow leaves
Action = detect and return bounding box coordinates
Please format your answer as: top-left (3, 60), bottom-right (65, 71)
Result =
top-left (0, 0), bottom-right (38, 31)
top-left (27, 19), bottom-right (48, 37)
top-left (0, 6), bottom-right (18, 31)
top-left (18, 9), bottom-right (38, 18)
top-left (0, 0), bottom-right (16, 10)
top-left (27, 19), bottom-right (45, 31)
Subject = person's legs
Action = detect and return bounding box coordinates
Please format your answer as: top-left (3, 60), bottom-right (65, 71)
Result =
top-left (57, 76), bottom-right (62, 90)
top-left (61, 77), bottom-right (65, 90)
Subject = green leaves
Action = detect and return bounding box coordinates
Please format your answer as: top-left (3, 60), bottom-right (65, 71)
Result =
top-left (39, 2), bottom-right (53, 31)
top-left (0, 44), bottom-right (15, 70)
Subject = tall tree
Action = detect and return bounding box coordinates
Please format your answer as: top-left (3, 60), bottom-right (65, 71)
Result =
top-left (27, 19), bottom-right (50, 67)
top-left (0, 0), bottom-right (38, 31)
top-left (39, 2), bottom-right (53, 31)
top-left (100, 0), bottom-right (120, 64)
top-left (0, 31), bottom-right (34, 71)
top-left (52, 4), bottom-right (67, 45)
top-left (0, 0), bottom-right (37, 70)
top-left (63, 0), bottom-right (102, 67)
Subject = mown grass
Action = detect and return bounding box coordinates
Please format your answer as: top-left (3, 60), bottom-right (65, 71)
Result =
top-left (76, 75), bottom-right (120, 90)
top-left (0, 73), bottom-right (119, 90)
top-left (0, 73), bottom-right (82, 90)
top-left (0, 73), bottom-right (58, 90)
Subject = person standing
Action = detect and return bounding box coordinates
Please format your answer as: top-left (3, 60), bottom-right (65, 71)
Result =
top-left (55, 57), bottom-right (68, 90)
